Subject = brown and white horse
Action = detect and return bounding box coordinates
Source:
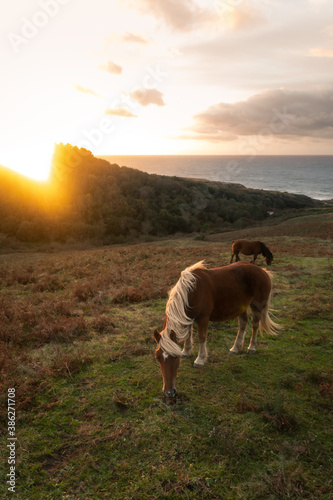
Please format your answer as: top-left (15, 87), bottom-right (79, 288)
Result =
top-left (154, 261), bottom-right (280, 398)
top-left (230, 239), bottom-right (273, 265)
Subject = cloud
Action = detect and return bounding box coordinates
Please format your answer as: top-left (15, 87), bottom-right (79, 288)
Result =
top-left (132, 0), bottom-right (214, 32)
top-left (309, 47), bottom-right (333, 57)
top-left (122, 32), bottom-right (148, 44)
top-left (218, 1), bottom-right (267, 30)
top-left (130, 87), bottom-right (165, 106)
top-left (99, 60), bottom-right (123, 75)
top-left (105, 107), bottom-right (137, 117)
top-left (186, 87), bottom-right (333, 142)
top-left (73, 85), bottom-right (99, 97)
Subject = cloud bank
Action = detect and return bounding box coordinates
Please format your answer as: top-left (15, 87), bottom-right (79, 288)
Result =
top-left (218, 1), bottom-right (267, 31)
top-left (187, 87), bottom-right (333, 142)
top-left (133, 0), bottom-right (214, 32)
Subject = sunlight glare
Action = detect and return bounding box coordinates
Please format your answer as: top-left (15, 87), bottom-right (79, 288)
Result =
top-left (1, 142), bottom-right (54, 181)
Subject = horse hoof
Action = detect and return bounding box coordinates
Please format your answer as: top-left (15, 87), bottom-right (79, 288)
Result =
top-left (193, 362), bottom-right (203, 368)
top-left (164, 396), bottom-right (177, 405)
top-left (247, 349), bottom-right (256, 355)
top-left (229, 349), bottom-right (238, 355)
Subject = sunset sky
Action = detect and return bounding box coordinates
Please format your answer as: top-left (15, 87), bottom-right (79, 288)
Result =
top-left (1, 0), bottom-right (333, 180)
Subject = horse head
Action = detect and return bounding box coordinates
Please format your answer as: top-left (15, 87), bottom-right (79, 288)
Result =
top-left (154, 329), bottom-right (180, 399)
top-left (265, 251), bottom-right (273, 265)
top-left (262, 244), bottom-right (273, 265)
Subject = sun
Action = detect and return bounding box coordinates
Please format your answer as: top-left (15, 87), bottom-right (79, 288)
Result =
top-left (1, 142), bottom-right (54, 181)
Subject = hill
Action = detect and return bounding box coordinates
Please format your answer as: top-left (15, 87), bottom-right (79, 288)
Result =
top-left (0, 144), bottom-right (322, 245)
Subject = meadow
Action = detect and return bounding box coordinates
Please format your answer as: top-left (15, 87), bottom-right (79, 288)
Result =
top-left (0, 212), bottom-right (332, 499)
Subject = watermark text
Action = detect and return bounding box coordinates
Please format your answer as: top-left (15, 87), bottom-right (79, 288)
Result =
top-left (7, 388), bottom-right (17, 494)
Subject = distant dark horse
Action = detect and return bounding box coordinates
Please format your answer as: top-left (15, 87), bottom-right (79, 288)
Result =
top-left (154, 261), bottom-right (280, 398)
top-left (230, 239), bottom-right (273, 265)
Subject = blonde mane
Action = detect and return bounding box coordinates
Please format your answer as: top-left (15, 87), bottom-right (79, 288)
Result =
top-left (159, 261), bottom-right (206, 357)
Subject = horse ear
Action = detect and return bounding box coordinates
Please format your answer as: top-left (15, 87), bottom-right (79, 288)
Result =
top-left (154, 330), bottom-right (161, 344)
top-left (170, 330), bottom-right (177, 344)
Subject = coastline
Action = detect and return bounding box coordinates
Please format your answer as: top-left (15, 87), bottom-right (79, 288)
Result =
top-left (98, 155), bottom-right (333, 201)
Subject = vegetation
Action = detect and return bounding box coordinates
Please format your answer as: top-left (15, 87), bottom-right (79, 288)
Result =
top-left (0, 144), bottom-right (322, 245)
top-left (0, 215), bottom-right (332, 499)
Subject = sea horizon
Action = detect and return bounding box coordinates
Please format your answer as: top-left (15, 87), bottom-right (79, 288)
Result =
top-left (98, 154), bottom-right (333, 201)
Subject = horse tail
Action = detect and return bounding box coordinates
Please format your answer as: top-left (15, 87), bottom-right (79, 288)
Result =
top-left (259, 298), bottom-right (281, 336)
top-left (259, 269), bottom-right (282, 336)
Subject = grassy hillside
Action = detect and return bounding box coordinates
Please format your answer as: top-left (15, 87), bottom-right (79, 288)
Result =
top-left (0, 214), bottom-right (332, 499)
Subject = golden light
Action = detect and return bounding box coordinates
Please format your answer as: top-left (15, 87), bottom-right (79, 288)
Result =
top-left (1, 141), bottom-right (54, 181)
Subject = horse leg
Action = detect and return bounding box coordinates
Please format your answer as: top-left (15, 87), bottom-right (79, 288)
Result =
top-left (230, 252), bottom-right (234, 263)
top-left (194, 318), bottom-right (209, 367)
top-left (181, 326), bottom-right (193, 357)
top-left (248, 310), bottom-right (260, 353)
top-left (235, 252), bottom-right (240, 262)
top-left (230, 311), bottom-right (248, 354)
top-left (251, 253), bottom-right (257, 264)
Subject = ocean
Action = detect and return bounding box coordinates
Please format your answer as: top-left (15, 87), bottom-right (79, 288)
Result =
top-left (98, 155), bottom-right (333, 201)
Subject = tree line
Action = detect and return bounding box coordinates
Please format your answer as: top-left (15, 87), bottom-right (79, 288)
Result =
top-left (0, 143), bottom-right (319, 244)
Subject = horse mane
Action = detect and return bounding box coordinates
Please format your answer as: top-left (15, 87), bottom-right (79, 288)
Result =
top-left (158, 261), bottom-right (206, 357)
top-left (260, 242), bottom-right (273, 259)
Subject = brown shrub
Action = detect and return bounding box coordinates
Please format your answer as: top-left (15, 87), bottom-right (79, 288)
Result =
top-left (0, 297), bottom-right (19, 342)
top-left (112, 286), bottom-right (144, 304)
top-left (262, 410), bottom-right (298, 432)
top-left (50, 348), bottom-right (94, 378)
top-left (32, 275), bottom-right (64, 292)
top-left (6, 268), bottom-right (37, 286)
top-left (33, 317), bottom-right (88, 344)
top-left (51, 299), bottom-right (74, 317)
top-left (0, 344), bottom-right (16, 375)
top-left (73, 282), bottom-right (97, 302)
top-left (91, 315), bottom-right (116, 333)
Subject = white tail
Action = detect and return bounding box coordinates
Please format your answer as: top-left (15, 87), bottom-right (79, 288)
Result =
top-left (259, 269), bottom-right (282, 336)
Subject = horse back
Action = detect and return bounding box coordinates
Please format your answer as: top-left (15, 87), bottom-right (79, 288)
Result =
top-left (190, 262), bottom-right (271, 322)
top-left (232, 239), bottom-right (262, 256)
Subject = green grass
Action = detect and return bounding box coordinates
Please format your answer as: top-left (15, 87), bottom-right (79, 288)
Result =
top-left (0, 214), bottom-right (332, 499)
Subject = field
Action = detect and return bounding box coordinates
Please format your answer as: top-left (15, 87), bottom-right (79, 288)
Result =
top-left (0, 212), bottom-right (332, 499)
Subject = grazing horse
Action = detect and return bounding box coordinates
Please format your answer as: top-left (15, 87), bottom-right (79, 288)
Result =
top-left (230, 239), bottom-right (273, 265)
top-left (154, 261), bottom-right (280, 398)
